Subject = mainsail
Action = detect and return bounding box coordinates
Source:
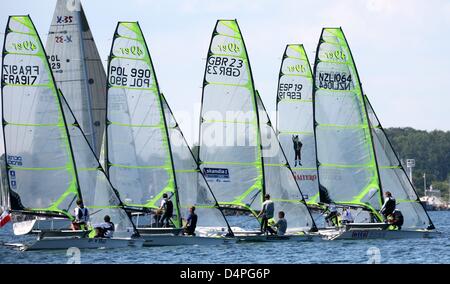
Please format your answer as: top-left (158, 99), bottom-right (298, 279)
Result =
top-left (198, 19), bottom-right (316, 231)
top-left (46, 0), bottom-right (106, 156)
top-left (1, 15), bottom-right (136, 238)
top-left (365, 96), bottom-right (434, 229)
top-left (105, 22), bottom-right (181, 227)
top-left (276, 44), bottom-right (321, 206)
top-left (313, 27), bottom-right (383, 218)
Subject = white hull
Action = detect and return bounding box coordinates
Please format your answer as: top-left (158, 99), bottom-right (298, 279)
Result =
top-left (320, 228), bottom-right (438, 240)
top-left (5, 237), bottom-right (144, 251)
top-left (141, 234), bottom-right (236, 246)
top-left (236, 233), bottom-right (314, 242)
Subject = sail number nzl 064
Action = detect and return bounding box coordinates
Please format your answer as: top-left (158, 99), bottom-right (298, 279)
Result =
top-left (207, 56), bottom-right (243, 77)
top-left (2, 65), bottom-right (39, 85)
top-left (318, 72), bottom-right (352, 91)
top-left (109, 66), bottom-right (151, 88)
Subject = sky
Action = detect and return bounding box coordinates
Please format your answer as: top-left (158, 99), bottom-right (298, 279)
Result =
top-left (1, 0), bottom-right (449, 149)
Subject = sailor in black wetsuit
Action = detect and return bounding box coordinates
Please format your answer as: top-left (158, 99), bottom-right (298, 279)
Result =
top-left (380, 191), bottom-right (396, 221)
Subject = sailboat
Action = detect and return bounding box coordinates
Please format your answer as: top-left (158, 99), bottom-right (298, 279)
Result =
top-left (9, 0), bottom-right (108, 234)
top-left (105, 21), bottom-right (235, 246)
top-left (198, 19), bottom-right (317, 242)
top-left (1, 15), bottom-right (143, 250)
top-left (312, 27), bottom-right (436, 239)
top-left (275, 44), bottom-right (330, 224)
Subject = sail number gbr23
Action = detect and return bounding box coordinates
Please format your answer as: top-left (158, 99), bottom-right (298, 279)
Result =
top-left (206, 56), bottom-right (243, 77)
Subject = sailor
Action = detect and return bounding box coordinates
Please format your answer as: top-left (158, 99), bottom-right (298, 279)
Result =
top-left (273, 211), bottom-right (287, 236)
top-left (380, 191), bottom-right (396, 221)
top-left (159, 193), bottom-right (174, 228)
top-left (94, 215), bottom-right (115, 238)
top-left (257, 194), bottom-right (274, 234)
top-left (389, 209), bottom-right (404, 230)
top-left (324, 203), bottom-right (339, 227)
top-left (292, 135), bottom-right (303, 167)
top-left (183, 206), bottom-right (197, 236)
top-left (341, 207), bottom-right (354, 224)
top-left (71, 199), bottom-right (89, 230)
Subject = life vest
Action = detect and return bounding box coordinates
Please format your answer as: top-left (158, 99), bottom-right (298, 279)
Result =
top-left (75, 207), bottom-right (89, 223)
top-left (164, 200), bottom-right (173, 216)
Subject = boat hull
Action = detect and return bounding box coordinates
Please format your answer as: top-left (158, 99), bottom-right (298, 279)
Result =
top-left (320, 229), bottom-right (438, 240)
top-left (6, 237), bottom-right (144, 251)
top-left (236, 233), bottom-right (314, 242)
top-left (141, 234), bottom-right (236, 246)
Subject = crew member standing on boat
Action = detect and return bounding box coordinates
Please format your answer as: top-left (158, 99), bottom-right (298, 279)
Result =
top-left (71, 199), bottom-right (89, 230)
top-left (183, 206), bottom-right (197, 236)
top-left (159, 193), bottom-right (173, 227)
top-left (292, 135), bottom-right (303, 167)
top-left (325, 203), bottom-right (339, 227)
top-left (380, 191), bottom-right (396, 221)
top-left (257, 194), bottom-right (274, 234)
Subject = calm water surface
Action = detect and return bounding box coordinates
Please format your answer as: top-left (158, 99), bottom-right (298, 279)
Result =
top-left (0, 211), bottom-right (449, 264)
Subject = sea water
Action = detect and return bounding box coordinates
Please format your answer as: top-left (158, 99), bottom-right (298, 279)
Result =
top-left (0, 211), bottom-right (449, 264)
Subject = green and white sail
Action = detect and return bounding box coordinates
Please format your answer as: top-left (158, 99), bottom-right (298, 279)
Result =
top-left (46, 0), bottom-right (106, 156)
top-left (276, 44), bottom-right (321, 206)
top-left (106, 22), bottom-right (232, 233)
top-left (199, 19), bottom-right (316, 232)
top-left (106, 22), bottom-right (182, 227)
top-left (1, 15), bottom-right (136, 238)
top-left (365, 96), bottom-right (434, 229)
top-left (313, 27), bottom-right (383, 219)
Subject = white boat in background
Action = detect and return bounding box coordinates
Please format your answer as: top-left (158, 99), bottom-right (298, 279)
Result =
top-left (312, 27), bottom-right (436, 239)
top-left (1, 15), bottom-right (143, 250)
top-left (197, 19), bottom-right (317, 242)
top-left (105, 21), bottom-right (235, 246)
